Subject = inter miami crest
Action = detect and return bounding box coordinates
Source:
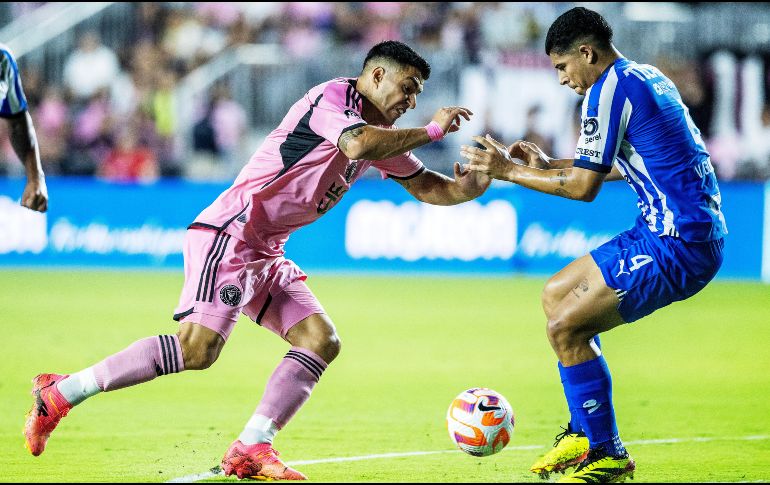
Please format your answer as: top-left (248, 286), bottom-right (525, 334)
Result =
top-left (219, 285), bottom-right (242, 306)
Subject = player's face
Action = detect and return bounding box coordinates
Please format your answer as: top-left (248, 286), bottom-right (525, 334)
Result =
top-left (373, 65), bottom-right (424, 124)
top-left (550, 48), bottom-right (594, 96)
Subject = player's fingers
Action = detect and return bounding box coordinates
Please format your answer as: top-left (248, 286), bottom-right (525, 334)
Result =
top-left (453, 161), bottom-right (460, 177)
top-left (508, 141), bottom-right (525, 155)
top-left (458, 109), bottom-right (472, 121)
top-left (447, 107), bottom-right (472, 119)
top-left (522, 140), bottom-right (542, 151)
top-left (471, 135), bottom-right (494, 150)
top-left (459, 149), bottom-right (480, 162)
top-left (464, 162), bottom-right (488, 173)
top-left (460, 145), bottom-right (485, 157)
top-left (484, 134), bottom-right (507, 150)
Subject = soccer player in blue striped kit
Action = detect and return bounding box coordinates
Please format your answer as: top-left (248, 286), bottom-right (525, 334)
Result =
top-left (461, 7), bottom-right (727, 483)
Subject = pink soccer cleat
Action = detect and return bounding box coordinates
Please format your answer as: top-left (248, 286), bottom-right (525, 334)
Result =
top-left (24, 373), bottom-right (73, 456)
top-left (221, 440), bottom-right (307, 480)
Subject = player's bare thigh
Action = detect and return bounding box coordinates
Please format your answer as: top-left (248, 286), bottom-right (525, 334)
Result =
top-left (545, 253), bottom-right (625, 365)
top-left (542, 254), bottom-right (602, 315)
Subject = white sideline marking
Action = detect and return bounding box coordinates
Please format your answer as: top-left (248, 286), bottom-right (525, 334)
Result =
top-left (167, 434), bottom-right (769, 483)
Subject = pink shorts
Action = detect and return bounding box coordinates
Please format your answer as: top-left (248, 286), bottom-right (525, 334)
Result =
top-left (172, 228), bottom-right (325, 340)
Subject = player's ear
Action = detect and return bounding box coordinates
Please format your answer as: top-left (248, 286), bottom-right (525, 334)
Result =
top-left (579, 44), bottom-right (597, 64)
top-left (372, 66), bottom-right (385, 87)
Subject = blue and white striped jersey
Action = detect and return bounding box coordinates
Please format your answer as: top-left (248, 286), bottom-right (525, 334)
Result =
top-left (574, 57), bottom-right (727, 242)
top-left (0, 44), bottom-right (27, 118)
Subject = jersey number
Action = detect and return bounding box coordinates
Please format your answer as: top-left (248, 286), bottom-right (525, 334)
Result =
top-left (617, 254), bottom-right (653, 277)
top-left (628, 255), bottom-right (653, 272)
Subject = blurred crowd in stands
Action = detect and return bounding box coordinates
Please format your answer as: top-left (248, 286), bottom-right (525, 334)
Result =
top-left (1, 2), bottom-right (769, 182)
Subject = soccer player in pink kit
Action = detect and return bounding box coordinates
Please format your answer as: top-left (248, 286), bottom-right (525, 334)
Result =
top-left (24, 41), bottom-right (490, 480)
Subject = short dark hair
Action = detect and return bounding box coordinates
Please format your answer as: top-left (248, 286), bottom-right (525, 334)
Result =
top-left (545, 7), bottom-right (613, 56)
top-left (362, 40), bottom-right (431, 80)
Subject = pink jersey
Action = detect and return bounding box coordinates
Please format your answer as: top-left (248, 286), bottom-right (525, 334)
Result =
top-left (190, 77), bottom-right (424, 256)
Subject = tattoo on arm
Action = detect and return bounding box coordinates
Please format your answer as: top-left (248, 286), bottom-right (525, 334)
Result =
top-left (556, 170), bottom-right (567, 186)
top-left (570, 278), bottom-right (590, 298)
top-left (338, 127), bottom-right (363, 154)
top-left (550, 170), bottom-right (572, 198)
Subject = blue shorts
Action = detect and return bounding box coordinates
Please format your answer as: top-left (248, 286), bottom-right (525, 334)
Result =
top-left (590, 218), bottom-right (724, 323)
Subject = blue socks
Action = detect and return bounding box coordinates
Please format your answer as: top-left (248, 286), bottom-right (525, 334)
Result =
top-left (558, 362), bottom-right (583, 434)
top-left (559, 353), bottom-right (627, 457)
top-left (560, 336), bottom-right (601, 434)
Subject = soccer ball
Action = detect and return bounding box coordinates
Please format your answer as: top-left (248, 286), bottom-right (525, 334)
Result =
top-left (446, 387), bottom-right (514, 457)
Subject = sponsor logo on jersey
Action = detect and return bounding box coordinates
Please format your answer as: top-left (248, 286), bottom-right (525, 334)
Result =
top-left (344, 109), bottom-right (361, 119)
top-left (582, 117), bottom-right (599, 136)
top-left (583, 133), bottom-right (602, 144)
top-left (219, 285), bottom-right (242, 306)
top-left (576, 147), bottom-right (602, 158)
top-left (317, 181), bottom-right (348, 214)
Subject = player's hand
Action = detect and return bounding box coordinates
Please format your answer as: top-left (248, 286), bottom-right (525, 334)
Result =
top-left (460, 134), bottom-right (515, 180)
top-left (431, 106), bottom-right (473, 135)
top-left (21, 176), bottom-right (48, 212)
top-left (453, 161), bottom-right (491, 197)
top-left (508, 140), bottom-right (551, 169)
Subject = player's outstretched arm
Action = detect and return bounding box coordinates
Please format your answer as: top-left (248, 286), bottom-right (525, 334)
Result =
top-left (461, 135), bottom-right (606, 202)
top-left (501, 136), bottom-right (625, 182)
top-left (7, 112), bottom-right (47, 212)
top-left (338, 106), bottom-right (472, 161)
top-left (393, 162), bottom-right (491, 206)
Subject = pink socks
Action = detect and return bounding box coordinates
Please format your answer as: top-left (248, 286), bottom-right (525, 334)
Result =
top-left (93, 335), bottom-right (184, 391)
top-left (254, 347), bottom-right (328, 428)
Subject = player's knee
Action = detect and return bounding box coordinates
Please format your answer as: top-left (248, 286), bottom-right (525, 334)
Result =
top-left (546, 316), bottom-right (577, 354)
top-left (319, 332), bottom-right (342, 363)
top-left (286, 315), bottom-right (341, 364)
top-left (541, 279), bottom-right (561, 319)
top-left (177, 329), bottom-right (224, 370)
top-left (546, 316), bottom-right (595, 358)
top-left (304, 326), bottom-right (341, 364)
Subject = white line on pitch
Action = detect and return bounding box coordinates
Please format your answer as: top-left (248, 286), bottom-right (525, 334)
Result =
top-left (167, 434), bottom-right (769, 483)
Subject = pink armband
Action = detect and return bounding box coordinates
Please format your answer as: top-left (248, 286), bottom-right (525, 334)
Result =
top-left (425, 121), bottom-right (445, 142)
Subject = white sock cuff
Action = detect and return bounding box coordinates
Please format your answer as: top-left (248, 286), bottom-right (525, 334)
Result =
top-left (57, 367), bottom-right (100, 406)
top-left (238, 414), bottom-right (279, 445)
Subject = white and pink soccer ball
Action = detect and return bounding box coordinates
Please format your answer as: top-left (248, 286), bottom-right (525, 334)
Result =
top-left (446, 388), bottom-right (515, 457)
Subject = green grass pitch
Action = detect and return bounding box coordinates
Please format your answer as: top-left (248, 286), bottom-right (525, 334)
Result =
top-left (1, 270), bottom-right (769, 482)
